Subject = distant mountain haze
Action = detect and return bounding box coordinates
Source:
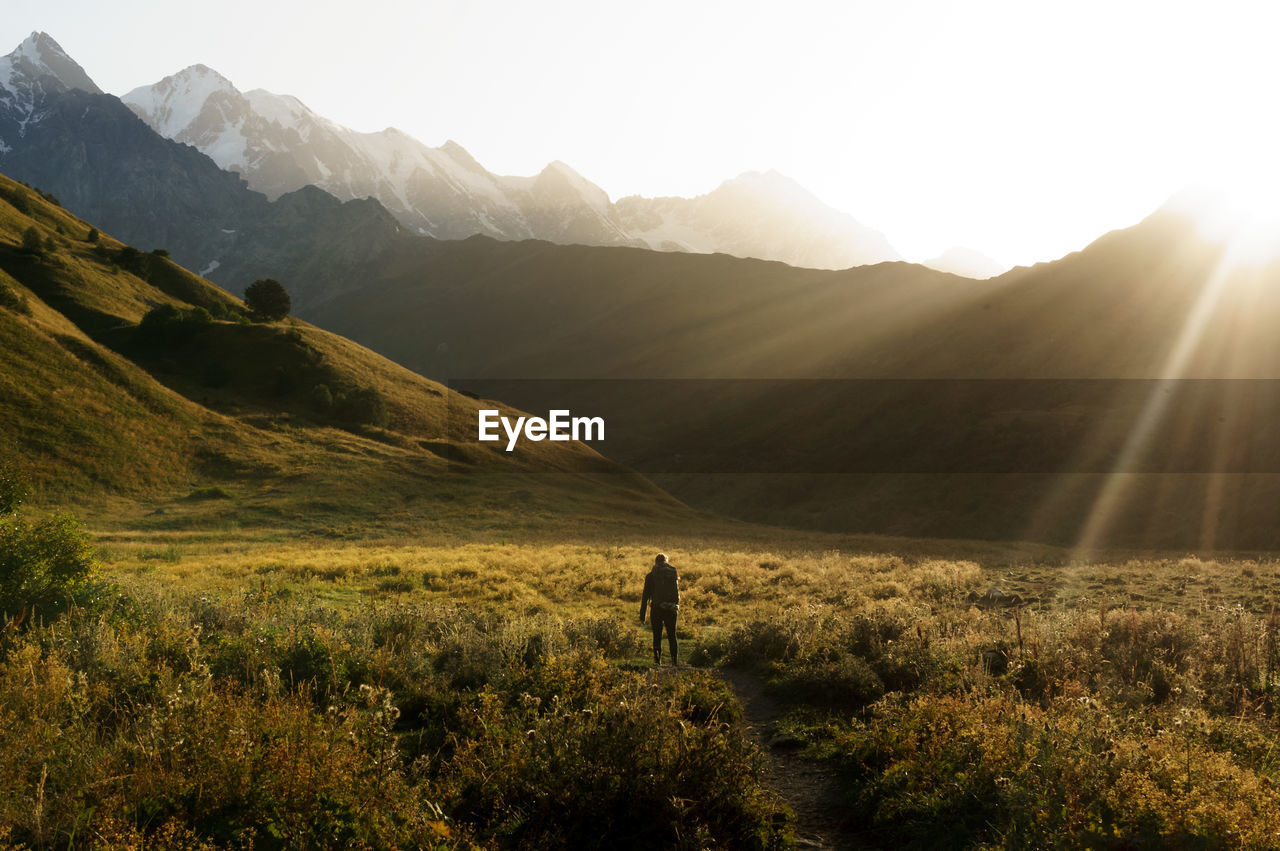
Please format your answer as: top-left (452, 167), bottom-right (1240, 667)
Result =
top-left (922, 246), bottom-right (1006, 279)
top-left (616, 170), bottom-right (901, 268)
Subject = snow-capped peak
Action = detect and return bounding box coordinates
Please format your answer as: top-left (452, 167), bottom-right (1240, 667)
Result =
top-left (244, 89), bottom-right (316, 130)
top-left (123, 64), bottom-right (240, 139)
top-left (537, 160), bottom-right (614, 216)
top-left (716, 169), bottom-right (831, 212)
top-left (0, 31), bottom-right (101, 98)
top-left (119, 63), bottom-right (899, 268)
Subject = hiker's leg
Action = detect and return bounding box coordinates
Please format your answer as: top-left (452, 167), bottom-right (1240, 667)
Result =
top-left (665, 610), bottom-right (678, 665)
top-left (651, 616), bottom-right (663, 663)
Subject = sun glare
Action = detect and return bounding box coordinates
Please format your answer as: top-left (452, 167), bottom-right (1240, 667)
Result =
top-left (1180, 175), bottom-right (1280, 268)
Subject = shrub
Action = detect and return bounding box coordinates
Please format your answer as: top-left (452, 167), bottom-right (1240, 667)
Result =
top-left (0, 464), bottom-right (30, 514)
top-left (6, 189), bottom-right (30, 214)
top-left (0, 283), bottom-right (30, 316)
top-left (0, 513), bottom-right (95, 622)
top-left (19, 226), bottom-right (42, 257)
top-left (85, 227), bottom-right (99, 243)
top-left (378, 578), bottom-right (416, 594)
top-left (432, 653), bottom-right (784, 847)
top-left (336, 386), bottom-right (389, 428)
top-left (244, 278), bottom-right (291, 322)
top-left (186, 486), bottom-right (233, 501)
top-left (727, 615), bottom-right (809, 669)
top-left (777, 651), bottom-right (886, 708)
top-left (136, 304), bottom-right (213, 348)
top-left (310, 383), bottom-right (334, 413)
top-left (113, 245), bottom-right (150, 276)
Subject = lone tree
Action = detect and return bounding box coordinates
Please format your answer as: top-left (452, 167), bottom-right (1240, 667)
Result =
top-left (245, 278), bottom-right (291, 322)
top-left (20, 226), bottom-right (43, 257)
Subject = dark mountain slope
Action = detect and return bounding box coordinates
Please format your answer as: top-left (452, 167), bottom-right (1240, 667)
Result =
top-left (305, 237), bottom-right (979, 381)
top-left (302, 208), bottom-right (1280, 548)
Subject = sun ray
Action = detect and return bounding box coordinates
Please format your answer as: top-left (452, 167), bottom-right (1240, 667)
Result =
top-left (1069, 247), bottom-right (1240, 556)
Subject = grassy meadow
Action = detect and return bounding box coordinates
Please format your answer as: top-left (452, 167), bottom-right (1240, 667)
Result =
top-left (5, 513), bottom-right (1280, 848)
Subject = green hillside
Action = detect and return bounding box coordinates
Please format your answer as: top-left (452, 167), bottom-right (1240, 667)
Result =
top-left (0, 173), bottom-right (681, 532)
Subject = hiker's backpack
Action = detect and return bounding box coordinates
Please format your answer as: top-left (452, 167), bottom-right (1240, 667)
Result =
top-left (652, 564), bottom-right (680, 607)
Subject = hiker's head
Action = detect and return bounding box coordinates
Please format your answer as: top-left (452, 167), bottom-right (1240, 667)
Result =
top-left (655, 553), bottom-right (667, 565)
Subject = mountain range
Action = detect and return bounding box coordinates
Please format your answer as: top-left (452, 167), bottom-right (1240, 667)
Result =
top-left (120, 54), bottom-right (905, 270)
top-left (0, 32), bottom-right (1012, 286)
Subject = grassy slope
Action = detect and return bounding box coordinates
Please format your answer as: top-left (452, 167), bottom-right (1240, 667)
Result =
top-left (0, 173), bottom-right (682, 533)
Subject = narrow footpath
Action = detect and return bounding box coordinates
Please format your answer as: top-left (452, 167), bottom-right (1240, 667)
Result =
top-left (718, 667), bottom-right (870, 850)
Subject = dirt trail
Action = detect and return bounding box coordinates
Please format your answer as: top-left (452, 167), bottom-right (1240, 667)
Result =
top-left (719, 667), bottom-right (869, 850)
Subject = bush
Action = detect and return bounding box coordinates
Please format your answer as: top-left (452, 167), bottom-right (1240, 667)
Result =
top-left (135, 304), bottom-right (213, 348)
top-left (6, 189), bottom-right (30, 214)
top-left (776, 651), bottom-right (885, 708)
top-left (336, 386), bottom-right (389, 428)
top-left (0, 464), bottom-right (30, 514)
top-left (310, 383), bottom-right (334, 413)
top-left (19, 226), bottom-right (42, 257)
top-left (245, 278), bottom-right (291, 322)
top-left (113, 245), bottom-right (150, 277)
top-left (433, 652), bottom-right (784, 847)
top-left (186, 486), bottom-right (233, 501)
top-left (86, 227), bottom-right (99, 243)
top-left (0, 283), bottom-right (30, 316)
top-left (0, 514), bottom-right (95, 622)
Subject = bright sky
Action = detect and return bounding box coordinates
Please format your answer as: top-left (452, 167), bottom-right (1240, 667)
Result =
top-left (4, 0), bottom-right (1280, 267)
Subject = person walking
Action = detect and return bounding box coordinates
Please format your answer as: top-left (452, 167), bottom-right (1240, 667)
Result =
top-left (640, 553), bottom-right (680, 666)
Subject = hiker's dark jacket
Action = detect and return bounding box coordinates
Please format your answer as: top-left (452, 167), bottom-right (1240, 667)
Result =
top-left (640, 563), bottom-right (680, 620)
